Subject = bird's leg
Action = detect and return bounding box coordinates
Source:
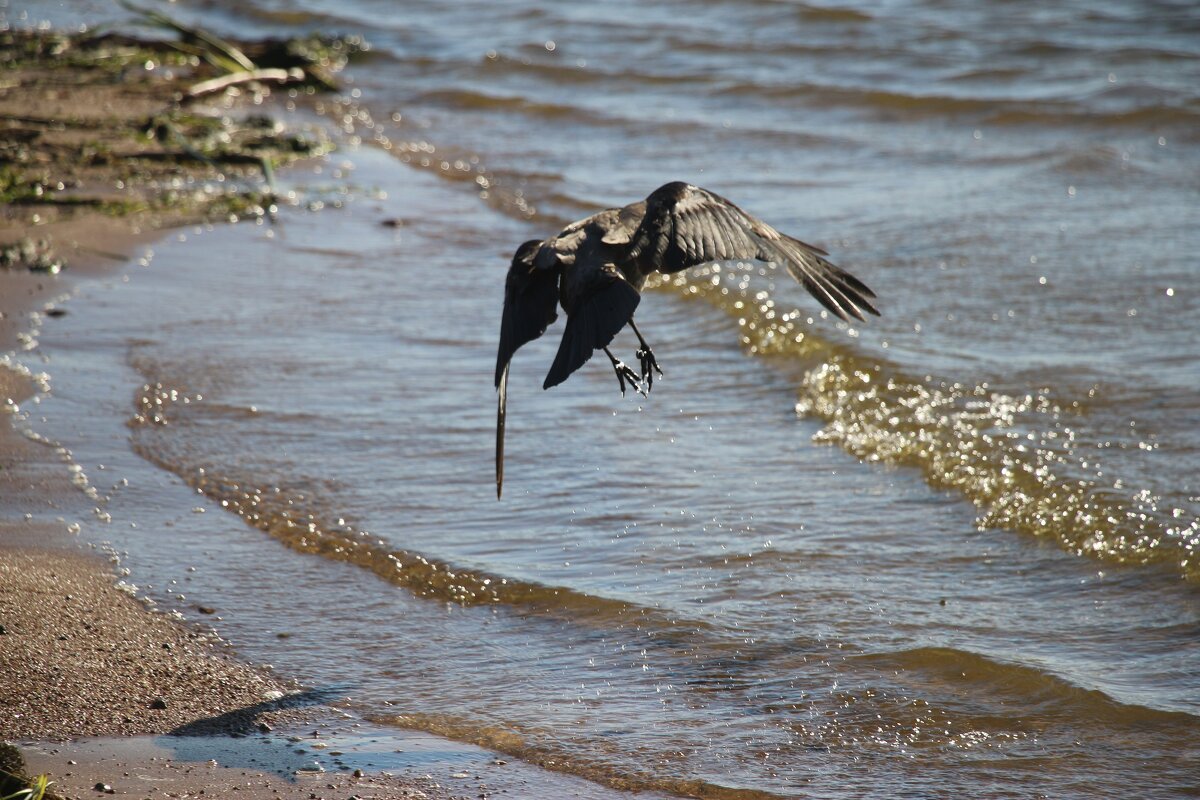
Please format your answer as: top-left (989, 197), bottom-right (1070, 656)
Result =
top-left (604, 347), bottom-right (645, 398)
top-left (628, 319), bottom-right (663, 390)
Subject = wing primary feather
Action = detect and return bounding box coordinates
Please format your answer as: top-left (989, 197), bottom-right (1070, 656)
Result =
top-left (831, 271), bottom-right (880, 316)
top-left (774, 237), bottom-right (875, 321)
top-left (821, 262), bottom-right (878, 318)
top-left (800, 272), bottom-right (854, 321)
top-left (801, 262), bottom-right (865, 321)
top-left (828, 264), bottom-right (879, 301)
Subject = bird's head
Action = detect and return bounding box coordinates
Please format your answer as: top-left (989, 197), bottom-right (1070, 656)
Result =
top-left (512, 239), bottom-right (542, 267)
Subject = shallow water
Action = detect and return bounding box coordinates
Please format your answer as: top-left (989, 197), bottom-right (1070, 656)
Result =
top-left (9, 0), bottom-right (1200, 797)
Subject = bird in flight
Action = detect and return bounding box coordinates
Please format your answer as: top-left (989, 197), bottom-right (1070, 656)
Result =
top-left (494, 181), bottom-right (879, 498)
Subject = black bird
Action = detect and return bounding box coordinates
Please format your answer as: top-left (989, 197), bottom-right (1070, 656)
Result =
top-left (494, 181), bottom-right (879, 497)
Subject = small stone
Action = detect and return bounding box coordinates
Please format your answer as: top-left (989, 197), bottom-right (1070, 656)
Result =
top-left (257, 721), bottom-right (273, 733)
top-left (94, 783), bottom-right (114, 793)
top-left (353, 768), bottom-right (364, 778)
top-left (0, 624), bottom-right (7, 635)
top-left (197, 605), bottom-right (216, 614)
top-left (150, 697), bottom-right (168, 710)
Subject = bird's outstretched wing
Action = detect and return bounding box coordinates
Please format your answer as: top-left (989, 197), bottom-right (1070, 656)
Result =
top-left (543, 267), bottom-right (640, 390)
top-left (626, 182), bottom-right (879, 322)
top-left (496, 240), bottom-right (561, 498)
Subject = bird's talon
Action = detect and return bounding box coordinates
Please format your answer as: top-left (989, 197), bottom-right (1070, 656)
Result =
top-left (610, 357), bottom-right (644, 397)
top-left (636, 348), bottom-right (664, 377)
top-left (635, 347), bottom-right (662, 391)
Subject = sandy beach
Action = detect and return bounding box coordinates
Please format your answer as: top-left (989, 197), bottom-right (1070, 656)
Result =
top-left (0, 22), bottom-right (339, 798)
top-left (0, 24), bottom-right (459, 800)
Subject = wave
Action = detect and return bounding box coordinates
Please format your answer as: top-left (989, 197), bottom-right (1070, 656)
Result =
top-left (366, 710), bottom-right (789, 800)
top-left (649, 263), bottom-right (1200, 580)
top-left (477, 51), bottom-right (714, 90)
top-left (847, 647), bottom-right (1197, 728)
top-left (322, 85), bottom-right (1200, 580)
top-left (709, 80), bottom-right (1200, 129)
top-left (363, 641), bottom-right (1198, 796)
top-left (133, 460), bottom-right (704, 634)
top-left (409, 88), bottom-right (612, 124)
top-left (126, 379), bottom-right (736, 647)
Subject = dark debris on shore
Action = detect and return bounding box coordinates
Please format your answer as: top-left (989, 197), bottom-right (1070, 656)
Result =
top-left (0, 8), bottom-right (367, 271)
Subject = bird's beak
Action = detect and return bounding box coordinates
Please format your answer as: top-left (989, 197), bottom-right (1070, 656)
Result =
top-left (496, 362), bottom-right (509, 499)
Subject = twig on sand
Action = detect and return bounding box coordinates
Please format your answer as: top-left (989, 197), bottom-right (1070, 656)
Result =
top-left (184, 67), bottom-right (305, 100)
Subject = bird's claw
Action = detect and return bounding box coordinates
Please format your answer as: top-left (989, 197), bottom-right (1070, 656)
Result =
top-left (612, 359), bottom-right (646, 398)
top-left (636, 347), bottom-right (663, 391)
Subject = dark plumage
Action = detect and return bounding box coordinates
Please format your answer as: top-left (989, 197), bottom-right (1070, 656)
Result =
top-left (495, 181), bottom-right (879, 497)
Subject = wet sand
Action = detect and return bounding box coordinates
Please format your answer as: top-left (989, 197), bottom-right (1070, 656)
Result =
top-left (0, 548), bottom-right (292, 740)
top-left (0, 62), bottom-right (350, 796)
top-left (2, 23), bottom-right (322, 740)
top-left (0, 243), bottom-right (365, 798)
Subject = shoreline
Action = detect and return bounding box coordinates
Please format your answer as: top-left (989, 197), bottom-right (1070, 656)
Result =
top-left (1, 19), bottom-right (348, 734)
top-left (0, 21), bottom-right (354, 798)
top-left (0, 22), bottom-right (468, 800)
top-left (1, 23), bottom-right (670, 800)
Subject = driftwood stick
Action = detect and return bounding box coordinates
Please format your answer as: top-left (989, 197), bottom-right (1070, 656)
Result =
top-left (185, 67), bottom-right (304, 100)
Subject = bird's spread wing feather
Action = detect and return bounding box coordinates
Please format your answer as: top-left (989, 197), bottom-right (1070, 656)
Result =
top-left (543, 270), bottom-right (640, 390)
top-left (628, 182), bottom-right (879, 322)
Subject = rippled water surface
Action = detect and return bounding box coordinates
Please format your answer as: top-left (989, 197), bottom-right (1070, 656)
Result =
top-left (11, 0), bottom-right (1200, 797)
